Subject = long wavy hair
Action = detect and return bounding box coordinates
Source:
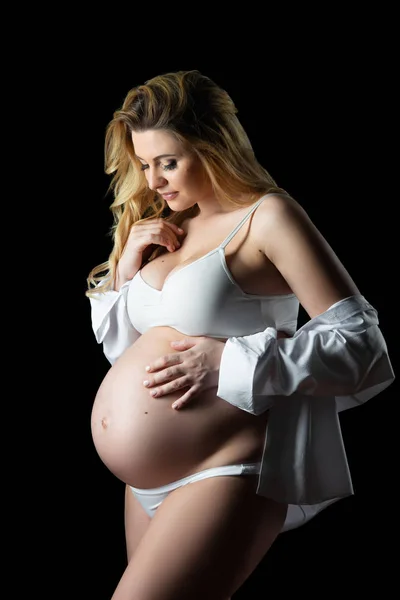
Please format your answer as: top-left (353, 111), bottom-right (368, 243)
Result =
top-left (86, 69), bottom-right (286, 297)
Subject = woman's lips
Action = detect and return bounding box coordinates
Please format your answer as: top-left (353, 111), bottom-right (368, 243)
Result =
top-left (161, 192), bottom-right (178, 200)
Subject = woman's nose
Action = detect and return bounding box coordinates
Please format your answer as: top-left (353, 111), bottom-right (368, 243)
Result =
top-left (147, 169), bottom-right (167, 191)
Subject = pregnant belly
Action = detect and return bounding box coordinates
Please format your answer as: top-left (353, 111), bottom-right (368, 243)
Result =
top-left (91, 327), bottom-right (268, 488)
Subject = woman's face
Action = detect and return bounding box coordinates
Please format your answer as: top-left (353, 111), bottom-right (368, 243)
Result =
top-left (131, 129), bottom-right (214, 211)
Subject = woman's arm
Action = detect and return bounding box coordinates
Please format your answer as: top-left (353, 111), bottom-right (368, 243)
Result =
top-left (89, 219), bottom-right (185, 364)
top-left (217, 194), bottom-right (394, 413)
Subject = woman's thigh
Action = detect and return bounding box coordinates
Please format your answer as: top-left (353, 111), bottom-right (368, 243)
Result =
top-left (124, 485), bottom-right (151, 561)
top-left (114, 475), bottom-right (287, 600)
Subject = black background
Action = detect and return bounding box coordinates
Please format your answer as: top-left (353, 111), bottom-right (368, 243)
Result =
top-left (29, 17), bottom-right (398, 599)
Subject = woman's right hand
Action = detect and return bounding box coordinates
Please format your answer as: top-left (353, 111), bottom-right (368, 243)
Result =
top-left (116, 219), bottom-right (185, 288)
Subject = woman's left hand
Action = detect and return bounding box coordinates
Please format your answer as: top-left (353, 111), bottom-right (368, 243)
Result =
top-left (143, 336), bottom-right (226, 410)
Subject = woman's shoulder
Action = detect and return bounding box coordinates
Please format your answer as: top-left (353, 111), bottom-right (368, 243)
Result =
top-left (252, 191), bottom-right (306, 230)
top-left (256, 190), bottom-right (299, 211)
top-left (250, 191), bottom-right (322, 258)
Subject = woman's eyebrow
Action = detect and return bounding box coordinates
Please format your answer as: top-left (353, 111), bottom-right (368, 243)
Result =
top-left (135, 153), bottom-right (177, 161)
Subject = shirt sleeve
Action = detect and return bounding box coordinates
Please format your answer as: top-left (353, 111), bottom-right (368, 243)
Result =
top-left (89, 279), bottom-right (141, 365)
top-left (217, 294), bottom-right (395, 415)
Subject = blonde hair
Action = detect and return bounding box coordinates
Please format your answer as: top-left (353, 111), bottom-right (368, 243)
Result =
top-left (86, 69), bottom-right (286, 296)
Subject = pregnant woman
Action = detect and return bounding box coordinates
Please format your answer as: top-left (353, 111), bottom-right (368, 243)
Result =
top-left (86, 70), bottom-right (394, 600)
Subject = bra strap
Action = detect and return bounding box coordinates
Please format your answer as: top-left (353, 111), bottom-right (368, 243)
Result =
top-left (219, 194), bottom-right (269, 249)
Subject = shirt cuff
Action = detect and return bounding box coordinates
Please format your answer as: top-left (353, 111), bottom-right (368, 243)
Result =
top-left (90, 279), bottom-right (132, 343)
top-left (217, 328), bottom-right (277, 414)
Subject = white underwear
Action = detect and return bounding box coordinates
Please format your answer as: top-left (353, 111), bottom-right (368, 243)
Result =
top-left (130, 462), bottom-right (261, 518)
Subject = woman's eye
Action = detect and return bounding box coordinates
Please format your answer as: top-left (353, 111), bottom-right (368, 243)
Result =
top-left (161, 160), bottom-right (177, 171)
top-left (140, 160), bottom-right (177, 172)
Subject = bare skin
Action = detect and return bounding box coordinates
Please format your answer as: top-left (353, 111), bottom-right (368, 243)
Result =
top-left (116, 476), bottom-right (287, 600)
top-left (91, 326), bottom-right (269, 489)
top-left (94, 129), bottom-right (360, 598)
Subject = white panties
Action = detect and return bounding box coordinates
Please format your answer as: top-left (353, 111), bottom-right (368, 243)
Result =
top-left (130, 462), bottom-right (261, 518)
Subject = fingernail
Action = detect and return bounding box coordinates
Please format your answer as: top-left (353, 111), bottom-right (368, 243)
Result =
top-left (143, 380), bottom-right (150, 387)
top-left (150, 390), bottom-right (157, 397)
top-left (145, 366), bottom-right (151, 372)
top-left (172, 402), bottom-right (179, 409)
